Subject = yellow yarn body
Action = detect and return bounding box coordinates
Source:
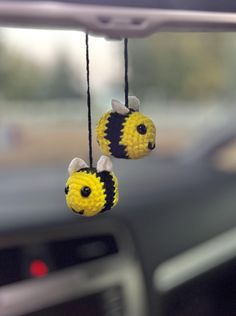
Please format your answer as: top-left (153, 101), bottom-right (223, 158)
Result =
top-left (96, 111), bottom-right (111, 156)
top-left (65, 169), bottom-right (118, 217)
top-left (96, 110), bottom-right (156, 159)
top-left (121, 112), bottom-right (156, 159)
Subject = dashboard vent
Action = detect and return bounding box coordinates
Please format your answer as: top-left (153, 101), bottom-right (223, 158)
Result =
top-left (49, 234), bottom-right (118, 270)
top-left (0, 248), bottom-right (22, 286)
top-left (0, 234), bottom-right (118, 287)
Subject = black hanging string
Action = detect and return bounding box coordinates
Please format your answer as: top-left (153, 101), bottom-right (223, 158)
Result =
top-left (124, 38), bottom-right (129, 108)
top-left (85, 33), bottom-right (93, 168)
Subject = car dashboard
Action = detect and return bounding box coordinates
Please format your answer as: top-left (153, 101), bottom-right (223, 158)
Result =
top-left (0, 158), bottom-right (236, 316)
top-left (0, 218), bottom-right (146, 316)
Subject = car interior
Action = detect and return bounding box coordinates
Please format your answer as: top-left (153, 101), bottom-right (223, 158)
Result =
top-left (0, 1), bottom-right (236, 316)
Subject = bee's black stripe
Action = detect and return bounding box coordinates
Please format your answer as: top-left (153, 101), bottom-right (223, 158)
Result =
top-left (78, 168), bottom-right (96, 173)
top-left (105, 112), bottom-right (131, 159)
top-left (97, 171), bottom-right (115, 212)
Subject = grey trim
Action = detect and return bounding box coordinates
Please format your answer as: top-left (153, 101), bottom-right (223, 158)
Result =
top-left (0, 255), bottom-right (144, 316)
top-left (0, 219), bottom-right (147, 316)
top-left (154, 227), bottom-right (236, 293)
top-left (0, 2), bottom-right (236, 37)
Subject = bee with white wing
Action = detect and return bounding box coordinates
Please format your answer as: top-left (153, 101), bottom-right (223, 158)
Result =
top-left (96, 96), bottom-right (156, 159)
top-left (65, 156), bottom-right (119, 216)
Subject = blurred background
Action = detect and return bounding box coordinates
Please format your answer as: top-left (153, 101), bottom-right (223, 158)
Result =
top-left (1, 28), bottom-right (236, 316)
top-left (0, 30), bottom-right (236, 172)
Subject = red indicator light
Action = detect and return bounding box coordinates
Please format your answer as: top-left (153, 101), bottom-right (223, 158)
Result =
top-left (30, 259), bottom-right (49, 278)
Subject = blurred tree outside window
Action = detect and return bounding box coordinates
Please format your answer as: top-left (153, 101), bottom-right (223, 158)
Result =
top-left (1, 31), bottom-right (236, 168)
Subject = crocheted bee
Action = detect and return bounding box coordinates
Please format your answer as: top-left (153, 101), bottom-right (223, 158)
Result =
top-left (65, 156), bottom-right (119, 217)
top-left (96, 96), bottom-right (156, 159)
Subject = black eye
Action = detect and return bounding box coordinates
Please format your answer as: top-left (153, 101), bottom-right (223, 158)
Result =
top-left (80, 186), bottom-right (91, 197)
top-left (137, 124), bottom-right (147, 135)
top-left (65, 186), bottom-right (69, 195)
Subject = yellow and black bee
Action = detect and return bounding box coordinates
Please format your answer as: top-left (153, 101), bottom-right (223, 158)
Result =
top-left (96, 96), bottom-right (156, 159)
top-left (65, 156), bottom-right (119, 216)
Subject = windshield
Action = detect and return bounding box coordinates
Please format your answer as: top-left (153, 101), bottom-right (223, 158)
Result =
top-left (0, 28), bottom-right (236, 205)
top-left (0, 30), bottom-right (236, 180)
